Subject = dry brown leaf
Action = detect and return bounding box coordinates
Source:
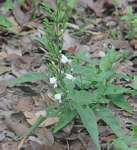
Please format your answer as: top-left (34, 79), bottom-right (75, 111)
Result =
top-left (20, 36), bottom-right (34, 53)
top-left (0, 81), bottom-right (7, 95)
top-left (4, 116), bottom-right (28, 136)
top-left (0, 66), bottom-right (11, 75)
top-left (130, 39), bottom-right (137, 50)
top-left (0, 52), bottom-right (8, 59)
top-left (42, 144), bottom-right (64, 150)
top-left (63, 30), bottom-right (79, 53)
top-left (78, 0), bottom-right (113, 16)
top-left (34, 128), bottom-right (54, 145)
top-left (100, 135), bottom-right (115, 142)
top-left (13, 1), bottom-right (32, 26)
top-left (46, 0), bottom-right (56, 9)
top-left (3, 44), bottom-right (22, 56)
top-left (91, 51), bottom-right (106, 58)
top-left (8, 55), bottom-right (35, 77)
top-left (0, 142), bottom-right (18, 150)
top-left (15, 97), bottom-right (34, 112)
top-left (24, 111), bottom-right (58, 127)
top-left (43, 117), bottom-right (59, 127)
top-left (25, 141), bottom-right (64, 150)
top-left (116, 61), bottom-right (133, 75)
top-left (7, 16), bottom-right (21, 33)
top-left (40, 0), bottom-right (113, 17)
top-left (24, 111), bottom-right (37, 125)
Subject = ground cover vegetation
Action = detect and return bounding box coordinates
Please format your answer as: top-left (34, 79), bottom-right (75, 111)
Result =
top-left (1, 0), bottom-right (137, 149)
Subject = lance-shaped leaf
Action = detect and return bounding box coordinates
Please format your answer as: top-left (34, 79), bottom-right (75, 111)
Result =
top-left (73, 102), bottom-right (100, 150)
top-left (7, 72), bottom-right (48, 87)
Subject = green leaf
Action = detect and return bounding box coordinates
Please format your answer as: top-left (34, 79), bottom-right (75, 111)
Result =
top-left (73, 103), bottom-right (100, 150)
top-left (0, 16), bottom-right (12, 28)
top-left (3, 0), bottom-right (13, 12)
top-left (111, 95), bottom-right (132, 113)
top-left (113, 136), bottom-right (137, 150)
top-left (63, 78), bottom-right (75, 90)
top-left (132, 76), bottom-right (137, 90)
top-left (97, 70), bottom-right (115, 82)
top-left (100, 49), bottom-right (119, 71)
top-left (7, 72), bottom-right (48, 87)
top-left (133, 127), bottom-right (137, 137)
top-left (74, 51), bottom-right (91, 63)
top-left (68, 90), bottom-right (96, 105)
top-left (105, 84), bottom-right (128, 95)
top-left (121, 7), bottom-right (133, 20)
top-left (129, 148), bottom-right (137, 150)
top-left (69, 89), bottom-right (110, 105)
top-left (67, 0), bottom-right (76, 8)
top-left (113, 138), bottom-right (129, 150)
top-left (97, 108), bottom-right (125, 139)
top-left (53, 108), bottom-right (77, 133)
top-left (72, 64), bottom-right (97, 87)
top-left (73, 64), bottom-right (97, 77)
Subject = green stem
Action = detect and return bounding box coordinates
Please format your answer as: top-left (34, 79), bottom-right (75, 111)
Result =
top-left (25, 116), bottom-right (46, 137)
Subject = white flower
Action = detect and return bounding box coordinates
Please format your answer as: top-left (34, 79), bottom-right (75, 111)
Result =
top-left (49, 77), bottom-right (57, 84)
top-left (54, 93), bottom-right (62, 103)
top-left (65, 73), bottom-right (75, 80)
top-left (49, 77), bottom-right (57, 88)
top-left (53, 83), bottom-right (57, 88)
top-left (61, 54), bottom-right (71, 64)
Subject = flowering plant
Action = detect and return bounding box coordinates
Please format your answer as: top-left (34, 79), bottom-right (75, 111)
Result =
top-left (7, 1), bottom-right (137, 149)
top-left (39, 1), bottom-right (134, 149)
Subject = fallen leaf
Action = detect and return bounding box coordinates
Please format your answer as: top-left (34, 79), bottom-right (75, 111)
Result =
top-left (24, 111), bottom-right (59, 127)
top-left (25, 141), bottom-right (64, 150)
top-left (116, 61), bottom-right (133, 75)
top-left (43, 117), bottom-right (59, 127)
top-left (3, 44), bottom-right (22, 56)
top-left (47, 0), bottom-right (113, 17)
top-left (62, 122), bottom-right (74, 134)
top-left (20, 36), bottom-right (34, 53)
top-left (0, 142), bottom-right (18, 150)
top-left (24, 111), bottom-right (37, 125)
top-left (15, 97), bottom-right (34, 112)
top-left (69, 142), bottom-right (83, 150)
top-left (130, 39), bottom-right (137, 50)
top-left (13, 1), bottom-right (32, 26)
top-left (0, 81), bottom-right (7, 95)
top-left (4, 113), bottom-right (28, 136)
top-left (8, 55), bottom-right (35, 77)
top-left (46, 0), bottom-right (56, 9)
top-left (0, 66), bottom-right (10, 75)
top-left (34, 128), bottom-right (54, 145)
top-left (63, 30), bottom-right (79, 53)
top-left (78, 0), bottom-right (113, 16)
top-left (0, 120), bottom-right (7, 132)
top-left (100, 134), bottom-right (115, 142)
top-left (91, 51), bottom-right (106, 58)
top-left (0, 52), bottom-right (8, 59)
top-left (90, 39), bottom-right (132, 53)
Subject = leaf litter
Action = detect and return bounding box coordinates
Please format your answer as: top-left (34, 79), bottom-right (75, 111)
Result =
top-left (0, 0), bottom-right (137, 149)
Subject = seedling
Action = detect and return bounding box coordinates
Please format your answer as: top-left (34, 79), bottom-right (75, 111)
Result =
top-left (121, 7), bottom-right (137, 39)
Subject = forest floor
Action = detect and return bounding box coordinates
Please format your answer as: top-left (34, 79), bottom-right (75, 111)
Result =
top-left (0, 0), bottom-right (137, 150)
